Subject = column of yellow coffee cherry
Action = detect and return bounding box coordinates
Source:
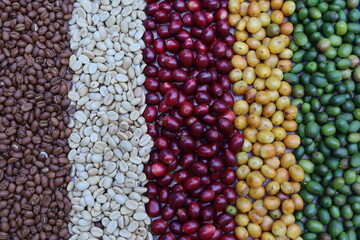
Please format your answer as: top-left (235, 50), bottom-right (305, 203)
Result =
top-left (228, 0), bottom-right (305, 239)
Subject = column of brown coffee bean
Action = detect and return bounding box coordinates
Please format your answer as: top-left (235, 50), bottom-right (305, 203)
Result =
top-left (0, 0), bottom-right (75, 239)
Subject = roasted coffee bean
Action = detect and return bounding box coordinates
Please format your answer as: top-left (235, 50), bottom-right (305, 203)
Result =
top-left (0, 0), bottom-right (73, 238)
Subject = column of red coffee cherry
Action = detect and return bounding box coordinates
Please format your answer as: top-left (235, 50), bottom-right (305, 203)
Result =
top-left (0, 0), bottom-right (74, 239)
top-left (142, 0), bottom-right (244, 239)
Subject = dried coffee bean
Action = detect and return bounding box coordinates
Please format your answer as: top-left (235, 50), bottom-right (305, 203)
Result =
top-left (0, 0), bottom-right (74, 238)
top-left (67, 0), bottom-right (151, 238)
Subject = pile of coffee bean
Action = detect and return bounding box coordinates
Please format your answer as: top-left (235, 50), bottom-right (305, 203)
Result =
top-left (66, 0), bottom-right (152, 239)
top-left (0, 0), bottom-right (74, 239)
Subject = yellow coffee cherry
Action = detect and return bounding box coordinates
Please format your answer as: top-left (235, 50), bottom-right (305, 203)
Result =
top-left (233, 41), bottom-right (249, 55)
top-left (255, 64), bottom-right (272, 78)
top-left (247, 17), bottom-right (262, 33)
top-left (234, 100), bottom-right (249, 115)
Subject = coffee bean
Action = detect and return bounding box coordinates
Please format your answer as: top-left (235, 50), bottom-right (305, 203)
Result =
top-left (0, 232), bottom-right (9, 239)
top-left (0, 0), bottom-right (74, 238)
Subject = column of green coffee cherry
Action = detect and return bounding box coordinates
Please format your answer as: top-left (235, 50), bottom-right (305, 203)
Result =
top-left (284, 0), bottom-right (360, 239)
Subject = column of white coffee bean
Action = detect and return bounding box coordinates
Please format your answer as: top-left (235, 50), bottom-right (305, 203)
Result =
top-left (66, 0), bottom-right (153, 239)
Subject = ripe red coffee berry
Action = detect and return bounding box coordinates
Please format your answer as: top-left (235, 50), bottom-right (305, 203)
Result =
top-left (143, 0), bottom-right (239, 236)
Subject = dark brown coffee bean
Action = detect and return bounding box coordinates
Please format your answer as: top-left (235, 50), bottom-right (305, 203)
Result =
top-left (4, 127), bottom-right (16, 136)
top-left (0, 232), bottom-right (9, 239)
top-left (29, 195), bottom-right (40, 206)
top-left (2, 32), bottom-right (10, 41)
top-left (0, 0), bottom-right (73, 238)
top-left (19, 226), bottom-right (30, 238)
top-left (8, 183), bottom-right (16, 193)
top-left (40, 214), bottom-right (48, 225)
top-left (58, 227), bottom-right (68, 238)
top-left (0, 202), bottom-right (6, 210)
top-left (0, 222), bottom-right (10, 232)
top-left (24, 219), bottom-right (34, 226)
top-left (32, 234), bottom-right (40, 240)
top-left (15, 175), bottom-right (27, 185)
top-left (0, 180), bottom-right (9, 191)
top-left (14, 24), bottom-right (25, 31)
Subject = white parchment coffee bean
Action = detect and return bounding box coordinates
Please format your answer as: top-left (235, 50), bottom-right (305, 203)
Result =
top-left (76, 181), bottom-right (89, 191)
top-left (91, 227), bottom-right (104, 238)
top-left (67, 0), bottom-right (152, 238)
